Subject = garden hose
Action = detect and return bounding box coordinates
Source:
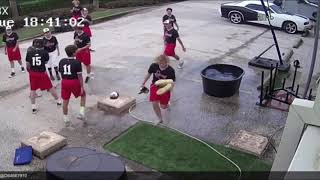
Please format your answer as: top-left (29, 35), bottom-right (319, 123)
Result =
top-left (128, 99), bottom-right (242, 180)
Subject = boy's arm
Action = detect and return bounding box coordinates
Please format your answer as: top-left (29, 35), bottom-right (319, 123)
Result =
top-left (177, 37), bottom-right (186, 52)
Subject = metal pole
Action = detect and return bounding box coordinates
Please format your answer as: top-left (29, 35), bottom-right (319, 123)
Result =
top-left (303, 2), bottom-right (320, 98)
top-left (260, 0), bottom-right (283, 65)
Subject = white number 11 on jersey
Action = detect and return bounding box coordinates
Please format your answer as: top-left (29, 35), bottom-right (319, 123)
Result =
top-left (63, 65), bottom-right (71, 75)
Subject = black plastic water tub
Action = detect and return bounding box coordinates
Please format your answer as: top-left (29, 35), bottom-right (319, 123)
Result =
top-left (201, 64), bottom-right (244, 97)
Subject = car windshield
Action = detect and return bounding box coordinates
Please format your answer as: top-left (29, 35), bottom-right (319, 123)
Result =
top-left (270, 5), bottom-right (287, 14)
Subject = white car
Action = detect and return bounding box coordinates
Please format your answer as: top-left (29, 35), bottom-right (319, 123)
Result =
top-left (220, 1), bottom-right (313, 34)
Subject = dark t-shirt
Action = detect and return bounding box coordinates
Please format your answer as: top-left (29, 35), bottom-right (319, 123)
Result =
top-left (43, 36), bottom-right (58, 53)
top-left (164, 28), bottom-right (179, 44)
top-left (26, 48), bottom-right (49, 72)
top-left (148, 63), bottom-right (176, 84)
top-left (71, 5), bottom-right (83, 18)
top-left (59, 58), bottom-right (82, 80)
top-left (79, 15), bottom-right (92, 27)
top-left (74, 32), bottom-right (90, 48)
top-left (162, 14), bottom-right (176, 26)
top-left (3, 32), bottom-right (19, 48)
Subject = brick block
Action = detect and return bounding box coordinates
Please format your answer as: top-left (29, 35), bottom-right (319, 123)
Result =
top-left (228, 130), bottom-right (268, 157)
top-left (21, 131), bottom-right (67, 159)
top-left (97, 95), bottom-right (136, 114)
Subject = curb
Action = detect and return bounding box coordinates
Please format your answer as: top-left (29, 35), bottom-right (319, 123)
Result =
top-left (0, 7), bottom-right (149, 48)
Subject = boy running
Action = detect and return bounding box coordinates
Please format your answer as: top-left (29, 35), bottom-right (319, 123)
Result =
top-left (26, 39), bottom-right (61, 114)
top-left (141, 55), bottom-right (175, 124)
top-left (42, 28), bottom-right (61, 81)
top-left (3, 26), bottom-right (25, 78)
top-left (74, 26), bottom-right (93, 83)
top-left (163, 20), bottom-right (186, 69)
top-left (59, 45), bottom-right (86, 126)
top-left (162, 8), bottom-right (179, 31)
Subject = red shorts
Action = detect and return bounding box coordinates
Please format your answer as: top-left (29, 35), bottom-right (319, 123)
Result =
top-left (164, 43), bottom-right (176, 57)
top-left (61, 79), bottom-right (85, 100)
top-left (83, 26), bottom-right (92, 37)
top-left (76, 48), bottom-right (91, 66)
top-left (149, 84), bottom-right (171, 105)
top-left (7, 47), bottom-right (22, 61)
top-left (29, 71), bottom-right (53, 91)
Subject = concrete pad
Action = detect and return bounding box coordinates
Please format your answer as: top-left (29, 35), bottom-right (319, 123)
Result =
top-left (97, 95), bottom-right (136, 115)
top-left (21, 131), bottom-right (67, 159)
top-left (228, 130), bottom-right (268, 157)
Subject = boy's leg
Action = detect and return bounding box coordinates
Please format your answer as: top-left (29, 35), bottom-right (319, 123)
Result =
top-left (152, 101), bottom-right (163, 124)
top-left (48, 87), bottom-right (62, 105)
top-left (78, 93), bottom-right (87, 121)
top-left (63, 100), bottom-right (71, 127)
top-left (48, 67), bottom-right (55, 81)
top-left (30, 90), bottom-right (38, 114)
top-left (17, 60), bottom-right (25, 72)
top-left (85, 65), bottom-right (92, 83)
top-left (54, 66), bottom-right (61, 80)
top-left (9, 61), bottom-right (15, 78)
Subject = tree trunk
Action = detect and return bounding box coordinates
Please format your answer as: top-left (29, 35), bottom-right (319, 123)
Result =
top-left (93, 0), bottom-right (99, 9)
top-left (9, 0), bottom-right (19, 17)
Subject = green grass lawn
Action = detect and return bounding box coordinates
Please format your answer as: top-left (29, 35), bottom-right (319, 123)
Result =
top-left (91, 7), bottom-right (138, 19)
top-left (105, 122), bottom-right (271, 179)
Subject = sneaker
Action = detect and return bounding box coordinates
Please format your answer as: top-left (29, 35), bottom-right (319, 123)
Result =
top-left (32, 108), bottom-right (38, 114)
top-left (85, 76), bottom-right (90, 83)
top-left (177, 61), bottom-right (184, 69)
top-left (56, 99), bottom-right (62, 106)
top-left (9, 72), bottom-right (15, 78)
top-left (77, 113), bottom-right (86, 121)
top-left (21, 67), bottom-right (25, 73)
top-left (65, 120), bottom-right (71, 127)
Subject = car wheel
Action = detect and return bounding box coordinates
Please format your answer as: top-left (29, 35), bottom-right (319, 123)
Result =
top-left (283, 21), bottom-right (297, 34)
top-left (229, 12), bottom-right (243, 24)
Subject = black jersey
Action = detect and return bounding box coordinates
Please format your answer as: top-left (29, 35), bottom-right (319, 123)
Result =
top-left (59, 58), bottom-right (82, 80)
top-left (164, 28), bottom-right (179, 44)
top-left (26, 48), bottom-right (49, 72)
top-left (148, 63), bottom-right (176, 84)
top-left (74, 32), bottom-right (90, 48)
top-left (3, 32), bottom-right (19, 48)
top-left (43, 36), bottom-right (58, 53)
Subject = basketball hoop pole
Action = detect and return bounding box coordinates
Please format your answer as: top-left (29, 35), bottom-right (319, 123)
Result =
top-left (260, 0), bottom-right (283, 65)
top-left (303, 2), bottom-right (320, 98)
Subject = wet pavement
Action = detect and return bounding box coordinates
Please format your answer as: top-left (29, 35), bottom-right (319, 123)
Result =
top-left (0, 0), bottom-right (319, 171)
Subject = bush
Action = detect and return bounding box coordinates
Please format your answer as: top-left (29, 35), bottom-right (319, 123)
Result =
top-left (100, 0), bottom-right (172, 9)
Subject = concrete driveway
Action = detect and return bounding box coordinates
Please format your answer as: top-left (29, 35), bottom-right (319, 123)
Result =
top-left (0, 0), bottom-right (319, 171)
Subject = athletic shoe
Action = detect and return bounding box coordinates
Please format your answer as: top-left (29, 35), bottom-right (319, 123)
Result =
top-left (77, 113), bottom-right (86, 121)
top-left (85, 76), bottom-right (90, 83)
top-left (9, 72), bottom-right (15, 78)
top-left (177, 60), bottom-right (184, 69)
top-left (65, 120), bottom-right (71, 127)
top-left (32, 108), bottom-right (38, 114)
top-left (21, 67), bottom-right (25, 73)
top-left (56, 99), bottom-right (62, 106)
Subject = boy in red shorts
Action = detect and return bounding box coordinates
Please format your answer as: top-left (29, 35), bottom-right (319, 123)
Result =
top-left (74, 26), bottom-right (92, 83)
top-left (163, 20), bottom-right (186, 69)
top-left (3, 26), bottom-right (25, 78)
top-left (26, 39), bottom-right (61, 114)
top-left (59, 45), bottom-right (86, 127)
top-left (141, 55), bottom-right (175, 124)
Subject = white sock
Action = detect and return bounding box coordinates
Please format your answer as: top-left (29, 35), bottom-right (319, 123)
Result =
top-left (63, 115), bottom-right (69, 122)
top-left (11, 68), bottom-right (15, 73)
top-left (31, 104), bottom-right (37, 110)
top-left (80, 106), bottom-right (85, 115)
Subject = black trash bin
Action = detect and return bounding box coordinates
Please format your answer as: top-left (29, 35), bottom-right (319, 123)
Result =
top-left (201, 64), bottom-right (244, 97)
